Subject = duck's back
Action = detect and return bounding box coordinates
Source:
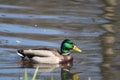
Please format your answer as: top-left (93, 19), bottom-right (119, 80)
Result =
top-left (17, 47), bottom-right (61, 57)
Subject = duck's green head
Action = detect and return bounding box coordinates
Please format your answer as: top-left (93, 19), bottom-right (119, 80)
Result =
top-left (60, 39), bottom-right (82, 55)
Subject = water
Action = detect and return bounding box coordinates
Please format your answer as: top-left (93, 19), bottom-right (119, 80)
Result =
top-left (0, 0), bottom-right (120, 80)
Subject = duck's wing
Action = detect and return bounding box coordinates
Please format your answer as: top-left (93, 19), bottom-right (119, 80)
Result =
top-left (17, 48), bottom-right (63, 59)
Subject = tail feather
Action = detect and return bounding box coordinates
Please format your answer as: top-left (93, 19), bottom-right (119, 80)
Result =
top-left (17, 50), bottom-right (25, 58)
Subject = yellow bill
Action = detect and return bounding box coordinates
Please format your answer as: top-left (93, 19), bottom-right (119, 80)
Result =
top-left (73, 73), bottom-right (79, 80)
top-left (73, 45), bottom-right (82, 52)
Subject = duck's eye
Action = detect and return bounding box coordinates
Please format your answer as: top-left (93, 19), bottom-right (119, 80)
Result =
top-left (70, 42), bottom-right (74, 45)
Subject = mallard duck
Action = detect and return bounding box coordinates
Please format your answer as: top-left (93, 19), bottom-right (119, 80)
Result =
top-left (17, 39), bottom-right (82, 64)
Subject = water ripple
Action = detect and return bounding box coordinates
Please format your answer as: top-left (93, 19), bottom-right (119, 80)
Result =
top-left (0, 36), bottom-right (58, 47)
top-left (0, 12), bottom-right (109, 24)
top-left (0, 4), bottom-right (32, 9)
top-left (0, 23), bottom-right (65, 35)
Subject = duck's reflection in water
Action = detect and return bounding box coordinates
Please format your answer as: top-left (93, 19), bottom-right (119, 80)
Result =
top-left (20, 61), bottom-right (80, 80)
top-left (61, 62), bottom-right (80, 80)
top-left (20, 61), bottom-right (60, 72)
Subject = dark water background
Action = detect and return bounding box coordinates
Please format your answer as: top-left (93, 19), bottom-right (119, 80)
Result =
top-left (0, 0), bottom-right (120, 80)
